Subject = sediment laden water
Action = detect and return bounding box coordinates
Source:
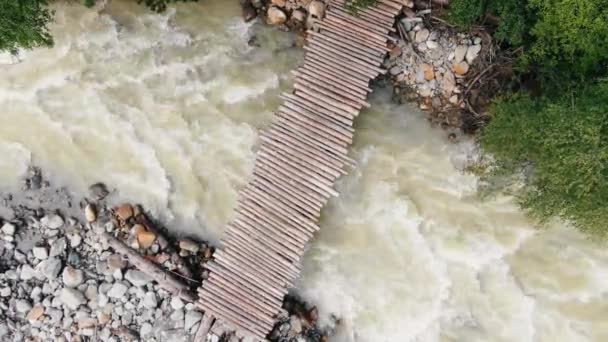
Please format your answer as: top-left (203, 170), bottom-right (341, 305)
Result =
top-left (1, 1), bottom-right (608, 341)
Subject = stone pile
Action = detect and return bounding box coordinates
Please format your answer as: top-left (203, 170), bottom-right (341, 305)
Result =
top-left (0, 169), bottom-right (328, 342)
top-left (386, 8), bottom-right (484, 127)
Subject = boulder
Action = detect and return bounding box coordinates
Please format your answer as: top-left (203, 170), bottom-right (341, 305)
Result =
top-left (33, 246), bottom-right (49, 260)
top-left (37, 257), bottom-right (62, 279)
top-left (452, 62), bottom-right (470, 76)
top-left (1, 222), bottom-right (15, 236)
top-left (125, 269), bottom-right (151, 287)
top-left (292, 9), bottom-right (306, 22)
top-left (115, 204), bottom-right (134, 221)
top-left (267, 6), bottom-right (287, 25)
top-left (179, 239), bottom-right (200, 253)
top-left (184, 310), bottom-right (203, 331)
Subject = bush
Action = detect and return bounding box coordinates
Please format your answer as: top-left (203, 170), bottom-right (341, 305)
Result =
top-left (0, 0), bottom-right (54, 54)
top-left (480, 83), bottom-right (608, 237)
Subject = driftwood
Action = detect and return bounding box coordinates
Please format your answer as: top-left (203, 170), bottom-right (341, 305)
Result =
top-left (101, 232), bottom-right (197, 303)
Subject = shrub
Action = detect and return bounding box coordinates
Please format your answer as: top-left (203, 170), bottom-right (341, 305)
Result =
top-left (480, 83), bottom-right (608, 237)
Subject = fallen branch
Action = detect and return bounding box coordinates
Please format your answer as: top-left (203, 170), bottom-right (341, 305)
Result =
top-left (193, 314), bottom-right (216, 342)
top-left (463, 64), bottom-right (495, 98)
top-left (101, 232), bottom-right (197, 303)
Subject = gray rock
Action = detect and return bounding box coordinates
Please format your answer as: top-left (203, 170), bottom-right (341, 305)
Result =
top-left (15, 299), bottom-right (32, 313)
top-left (37, 257), bottom-right (62, 279)
top-left (47, 308), bottom-right (63, 323)
top-left (50, 238), bottom-right (67, 257)
top-left (88, 183), bottom-right (109, 200)
top-left (1, 222), bottom-right (16, 236)
top-left (415, 29), bottom-right (430, 43)
top-left (142, 292), bottom-right (158, 309)
top-left (0, 287), bottom-right (11, 297)
top-left (184, 310), bottom-right (203, 331)
top-left (107, 283), bottom-right (128, 299)
top-left (20, 264), bottom-right (37, 280)
top-left (62, 266), bottom-right (84, 288)
top-left (68, 234), bottom-right (82, 248)
top-left (61, 288), bottom-right (86, 310)
top-left (13, 250), bottom-right (26, 263)
top-left (33, 246), bottom-right (49, 260)
top-left (41, 214), bottom-right (64, 229)
top-left (426, 40), bottom-right (439, 49)
top-left (289, 315), bottom-right (302, 336)
top-left (170, 297), bottom-right (185, 310)
top-left (178, 239), bottom-right (199, 253)
top-left (125, 269), bottom-right (150, 287)
top-left (267, 6), bottom-right (287, 25)
top-left (170, 308), bottom-right (184, 321)
top-left (0, 323), bottom-right (8, 338)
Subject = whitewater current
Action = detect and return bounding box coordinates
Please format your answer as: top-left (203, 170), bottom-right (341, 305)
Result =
top-left (1, 1), bottom-right (608, 341)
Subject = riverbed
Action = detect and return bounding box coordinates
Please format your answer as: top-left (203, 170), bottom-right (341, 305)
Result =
top-left (1, 1), bottom-right (608, 341)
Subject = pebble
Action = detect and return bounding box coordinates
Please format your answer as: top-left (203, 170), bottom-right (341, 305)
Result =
top-left (308, 0), bottom-right (326, 18)
top-left (84, 203), bottom-right (97, 223)
top-left (454, 45), bottom-right (468, 63)
top-left (170, 297), bottom-right (185, 310)
top-left (61, 288), bottom-right (86, 310)
top-left (20, 264), bottom-right (37, 280)
top-left (50, 237), bottom-right (67, 257)
top-left (142, 292), bottom-right (158, 309)
top-left (415, 28), bottom-right (430, 43)
top-left (170, 308), bottom-right (184, 321)
top-left (0, 287), bottom-right (10, 297)
top-left (41, 214), bottom-right (64, 229)
top-left (137, 230), bottom-right (156, 249)
top-left (452, 61), bottom-right (470, 75)
top-left (426, 40), bottom-right (439, 49)
top-left (125, 269), bottom-right (150, 287)
top-left (1, 222), bottom-right (16, 235)
top-left (107, 283), bottom-right (128, 298)
top-left (178, 239), bottom-right (200, 253)
top-left (140, 322), bottom-right (153, 337)
top-left (267, 6), bottom-right (287, 25)
top-left (16, 299), bottom-right (32, 313)
top-left (115, 204), bottom-right (134, 221)
top-left (68, 233), bottom-right (82, 248)
top-left (466, 44), bottom-right (482, 64)
top-left (26, 306), bottom-right (45, 321)
top-left (36, 257), bottom-right (62, 279)
top-left (62, 266), bottom-right (84, 288)
top-left (0, 324), bottom-right (8, 338)
top-left (33, 246), bottom-right (49, 260)
top-left (184, 310), bottom-right (203, 331)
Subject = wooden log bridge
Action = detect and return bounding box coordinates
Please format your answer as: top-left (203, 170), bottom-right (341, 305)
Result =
top-left (196, 1), bottom-right (404, 340)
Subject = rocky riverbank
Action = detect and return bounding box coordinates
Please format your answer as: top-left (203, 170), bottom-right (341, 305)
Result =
top-left (0, 168), bottom-right (329, 342)
top-left (248, 0), bottom-right (499, 134)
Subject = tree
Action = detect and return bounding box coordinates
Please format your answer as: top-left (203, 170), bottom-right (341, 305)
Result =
top-left (0, 0), bottom-right (54, 54)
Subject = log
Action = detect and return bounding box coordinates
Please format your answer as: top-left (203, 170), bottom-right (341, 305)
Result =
top-left (100, 232), bottom-right (197, 303)
top-left (193, 314), bottom-right (215, 342)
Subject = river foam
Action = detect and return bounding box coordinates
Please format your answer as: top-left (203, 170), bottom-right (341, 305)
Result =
top-left (2, 1), bottom-right (608, 341)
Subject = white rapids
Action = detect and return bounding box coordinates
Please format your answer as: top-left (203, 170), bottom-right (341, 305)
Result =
top-left (1, 1), bottom-right (608, 341)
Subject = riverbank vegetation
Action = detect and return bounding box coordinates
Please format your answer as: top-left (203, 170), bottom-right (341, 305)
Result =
top-left (449, 0), bottom-right (608, 236)
top-left (0, 0), bottom-right (197, 54)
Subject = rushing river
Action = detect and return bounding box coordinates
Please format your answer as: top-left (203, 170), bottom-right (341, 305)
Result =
top-left (2, 1), bottom-right (608, 341)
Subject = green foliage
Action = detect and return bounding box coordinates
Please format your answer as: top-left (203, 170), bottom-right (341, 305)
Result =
top-left (0, 0), bottom-right (53, 54)
top-left (136, 0), bottom-right (198, 13)
top-left (527, 0), bottom-right (608, 86)
top-left (480, 83), bottom-right (608, 237)
top-left (447, 0), bottom-right (485, 28)
top-left (83, 0), bottom-right (96, 8)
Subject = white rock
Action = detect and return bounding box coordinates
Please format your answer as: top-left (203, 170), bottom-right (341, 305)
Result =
top-left (184, 310), bottom-right (203, 331)
top-left (426, 40), bottom-right (439, 49)
top-left (142, 292), bottom-right (158, 309)
top-left (292, 9), bottom-right (306, 22)
top-left (125, 270), bottom-right (151, 287)
top-left (15, 299), bottom-right (32, 313)
top-left (474, 37), bottom-right (482, 45)
top-left (454, 45), bottom-right (468, 63)
top-left (33, 246), bottom-right (49, 260)
top-left (50, 237), bottom-right (67, 257)
top-left (61, 288), bottom-right (86, 310)
top-left (466, 44), bottom-right (482, 63)
top-left (107, 283), bottom-right (128, 299)
top-left (178, 239), bottom-right (200, 253)
top-left (267, 6), bottom-right (287, 25)
top-left (37, 257), bottom-right (62, 279)
top-left (41, 214), bottom-right (64, 229)
top-left (69, 234), bottom-right (82, 248)
top-left (140, 323), bottom-right (153, 337)
top-left (170, 297), bottom-right (185, 310)
top-left (1, 223), bottom-right (15, 236)
top-left (170, 308), bottom-right (184, 321)
top-left (62, 266), bottom-right (84, 288)
top-left (308, 0), bottom-right (325, 18)
top-left (20, 264), bottom-right (37, 280)
top-left (0, 287), bottom-right (11, 297)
